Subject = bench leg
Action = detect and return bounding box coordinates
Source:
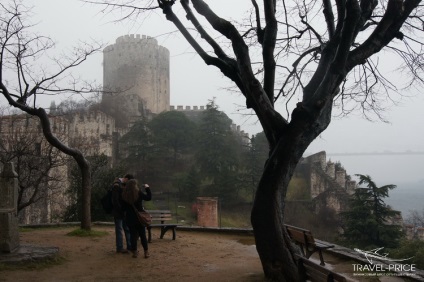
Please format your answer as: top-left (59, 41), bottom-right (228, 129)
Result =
top-left (318, 251), bottom-right (325, 266)
top-left (160, 226), bottom-right (176, 240)
top-left (160, 227), bottom-right (166, 239)
top-left (158, 226), bottom-right (177, 240)
top-left (305, 248), bottom-right (325, 265)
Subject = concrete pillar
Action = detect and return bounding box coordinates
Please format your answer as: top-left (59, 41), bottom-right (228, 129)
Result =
top-left (196, 197), bottom-right (219, 227)
top-left (0, 162), bottom-right (20, 253)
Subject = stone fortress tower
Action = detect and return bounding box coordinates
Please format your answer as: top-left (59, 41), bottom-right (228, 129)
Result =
top-left (101, 34), bottom-right (170, 127)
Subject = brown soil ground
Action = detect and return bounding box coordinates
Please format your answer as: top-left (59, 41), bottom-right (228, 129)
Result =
top-left (0, 226), bottom-right (413, 282)
top-left (0, 226), bottom-right (264, 282)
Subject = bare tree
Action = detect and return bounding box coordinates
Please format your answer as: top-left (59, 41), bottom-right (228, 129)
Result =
top-left (0, 1), bottom-right (102, 230)
top-left (88, 0), bottom-right (424, 279)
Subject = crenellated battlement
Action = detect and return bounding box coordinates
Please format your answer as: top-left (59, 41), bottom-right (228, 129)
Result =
top-left (116, 34), bottom-right (157, 45)
top-left (169, 105), bottom-right (250, 143)
top-left (103, 34), bottom-right (169, 56)
top-left (170, 105), bottom-right (206, 111)
top-left (302, 151), bottom-right (357, 195)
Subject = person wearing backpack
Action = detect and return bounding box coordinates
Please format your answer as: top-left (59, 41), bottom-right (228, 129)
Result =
top-left (112, 174), bottom-right (133, 253)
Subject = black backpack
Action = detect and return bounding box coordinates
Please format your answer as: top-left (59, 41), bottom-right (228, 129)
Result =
top-left (101, 188), bottom-right (113, 214)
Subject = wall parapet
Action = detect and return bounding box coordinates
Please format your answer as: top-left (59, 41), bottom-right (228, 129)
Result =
top-left (170, 105), bottom-right (206, 111)
top-left (103, 34), bottom-right (169, 56)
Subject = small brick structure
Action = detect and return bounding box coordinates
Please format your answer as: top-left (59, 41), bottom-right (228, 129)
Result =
top-left (196, 197), bottom-right (219, 227)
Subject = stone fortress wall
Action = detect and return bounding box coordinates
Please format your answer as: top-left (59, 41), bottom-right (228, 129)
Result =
top-left (67, 110), bottom-right (128, 157)
top-left (297, 151), bottom-right (408, 238)
top-left (0, 115), bottom-right (70, 224)
top-left (171, 105), bottom-right (250, 146)
top-left (302, 151), bottom-right (356, 199)
top-left (297, 151), bottom-right (356, 214)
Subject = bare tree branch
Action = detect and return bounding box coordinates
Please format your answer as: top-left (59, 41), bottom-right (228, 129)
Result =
top-left (0, 0), bottom-right (103, 230)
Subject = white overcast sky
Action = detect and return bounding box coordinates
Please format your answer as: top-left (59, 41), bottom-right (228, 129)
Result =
top-left (7, 0), bottom-right (424, 184)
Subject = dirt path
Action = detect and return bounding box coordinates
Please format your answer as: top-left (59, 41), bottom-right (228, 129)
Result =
top-left (2, 226), bottom-right (415, 282)
top-left (0, 226), bottom-right (264, 282)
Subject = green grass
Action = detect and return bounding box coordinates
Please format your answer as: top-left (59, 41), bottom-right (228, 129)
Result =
top-left (18, 227), bottom-right (37, 232)
top-left (220, 211), bottom-right (251, 228)
top-left (18, 226), bottom-right (67, 232)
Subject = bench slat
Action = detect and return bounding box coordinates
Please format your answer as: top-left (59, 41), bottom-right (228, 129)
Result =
top-left (315, 239), bottom-right (334, 249)
top-left (285, 224), bottom-right (334, 266)
top-left (151, 217), bottom-right (173, 221)
top-left (145, 210), bottom-right (179, 242)
top-left (287, 229), bottom-right (307, 244)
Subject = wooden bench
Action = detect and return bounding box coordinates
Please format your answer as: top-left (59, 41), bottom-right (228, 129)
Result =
top-left (285, 224), bottom-right (334, 266)
top-left (296, 255), bottom-right (347, 282)
top-left (146, 210), bottom-right (179, 243)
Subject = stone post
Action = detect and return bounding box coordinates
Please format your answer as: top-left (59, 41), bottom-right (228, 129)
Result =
top-left (0, 162), bottom-right (20, 253)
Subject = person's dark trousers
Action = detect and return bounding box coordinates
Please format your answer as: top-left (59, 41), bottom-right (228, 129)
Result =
top-left (114, 217), bottom-right (131, 252)
top-left (128, 224), bottom-right (148, 252)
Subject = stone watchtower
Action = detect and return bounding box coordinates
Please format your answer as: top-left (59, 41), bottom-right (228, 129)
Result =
top-left (101, 34), bottom-right (170, 127)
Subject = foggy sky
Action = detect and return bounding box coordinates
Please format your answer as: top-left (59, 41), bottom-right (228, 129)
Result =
top-left (8, 0), bottom-right (424, 185)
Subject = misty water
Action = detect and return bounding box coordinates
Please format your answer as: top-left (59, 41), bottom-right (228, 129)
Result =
top-left (322, 153), bottom-right (424, 219)
top-left (385, 181), bottom-right (424, 217)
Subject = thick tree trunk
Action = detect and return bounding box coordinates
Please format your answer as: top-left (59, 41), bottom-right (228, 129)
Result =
top-left (251, 185), bottom-right (300, 281)
top-left (251, 141), bottom-right (305, 281)
top-left (251, 103), bottom-right (332, 281)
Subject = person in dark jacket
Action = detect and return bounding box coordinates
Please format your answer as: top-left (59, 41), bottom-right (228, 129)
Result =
top-left (111, 174), bottom-right (132, 253)
top-left (122, 179), bottom-right (152, 258)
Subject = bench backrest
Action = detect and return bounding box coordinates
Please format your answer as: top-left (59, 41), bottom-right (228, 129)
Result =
top-left (285, 224), bottom-right (316, 246)
top-left (296, 255), bottom-right (347, 282)
top-left (147, 210), bottom-right (173, 222)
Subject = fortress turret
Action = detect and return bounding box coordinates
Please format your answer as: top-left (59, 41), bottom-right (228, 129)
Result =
top-left (101, 34), bottom-right (170, 127)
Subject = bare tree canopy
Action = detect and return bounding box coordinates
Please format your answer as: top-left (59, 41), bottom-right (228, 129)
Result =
top-left (1, 0), bottom-right (104, 230)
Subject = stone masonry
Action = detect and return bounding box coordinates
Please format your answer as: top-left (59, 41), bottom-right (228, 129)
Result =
top-left (101, 34), bottom-right (170, 128)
